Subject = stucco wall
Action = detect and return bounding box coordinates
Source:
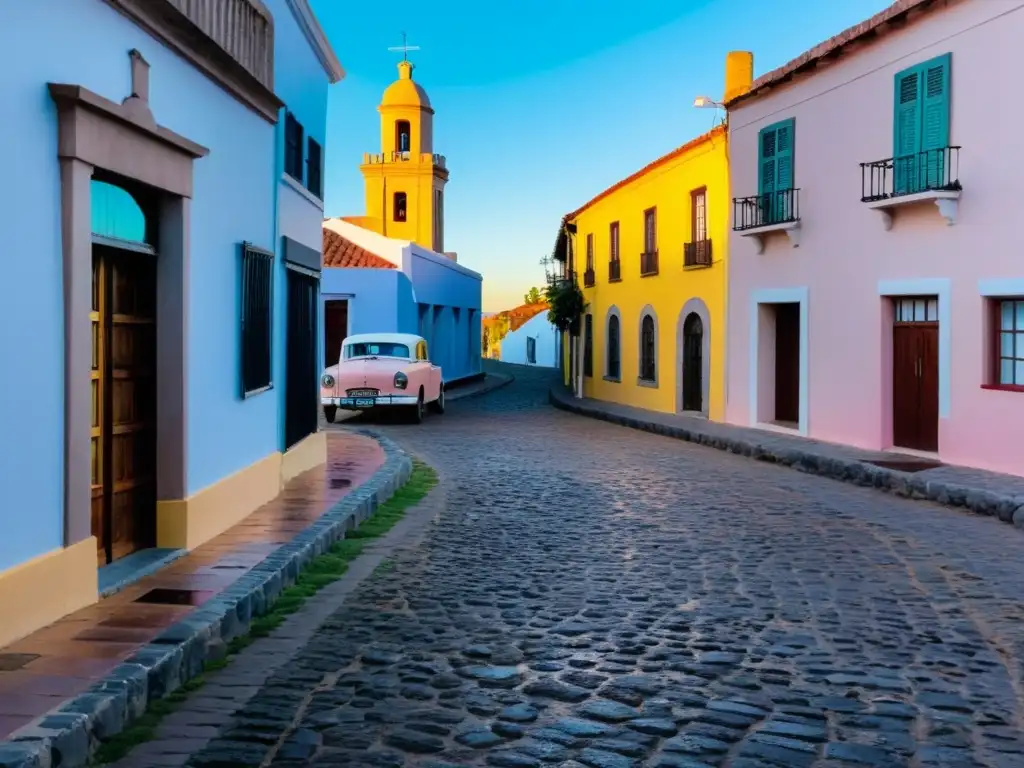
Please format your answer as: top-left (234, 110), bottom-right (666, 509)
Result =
top-left (724, 0), bottom-right (1024, 474)
top-left (0, 0), bottom-right (278, 569)
top-left (321, 268), bottom-right (408, 337)
top-left (267, 0), bottom-right (333, 451)
top-left (501, 314), bottom-right (559, 368)
top-left (572, 132), bottom-right (729, 419)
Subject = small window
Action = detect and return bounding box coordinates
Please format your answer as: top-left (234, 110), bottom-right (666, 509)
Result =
top-left (240, 243), bottom-right (274, 397)
top-left (526, 337), bottom-right (537, 365)
top-left (996, 299), bottom-right (1024, 387)
top-left (690, 187), bottom-right (707, 241)
top-left (394, 192), bottom-right (407, 222)
top-left (643, 208), bottom-right (657, 254)
top-left (607, 314), bottom-right (620, 380)
top-left (640, 314), bottom-right (656, 382)
top-left (609, 222), bottom-right (619, 261)
top-left (284, 112), bottom-right (304, 181)
top-left (583, 314), bottom-right (593, 377)
top-left (306, 137), bottom-right (323, 199)
top-left (586, 234), bottom-right (594, 270)
top-left (894, 297), bottom-right (938, 323)
top-left (395, 120), bottom-right (411, 153)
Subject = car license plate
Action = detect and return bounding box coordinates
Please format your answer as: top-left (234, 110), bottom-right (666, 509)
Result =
top-left (354, 398), bottom-right (375, 407)
top-left (348, 389), bottom-right (378, 397)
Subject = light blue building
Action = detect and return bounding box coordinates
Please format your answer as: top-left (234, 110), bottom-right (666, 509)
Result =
top-left (0, 0), bottom-right (341, 647)
top-left (321, 219), bottom-right (483, 385)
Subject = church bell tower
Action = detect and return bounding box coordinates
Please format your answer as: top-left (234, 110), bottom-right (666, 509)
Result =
top-left (359, 56), bottom-right (449, 252)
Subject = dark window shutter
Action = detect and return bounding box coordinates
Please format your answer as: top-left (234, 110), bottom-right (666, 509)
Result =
top-left (306, 137), bottom-right (323, 198)
top-left (240, 243), bottom-right (274, 396)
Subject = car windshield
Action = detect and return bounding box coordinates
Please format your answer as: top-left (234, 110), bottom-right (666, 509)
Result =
top-left (345, 342), bottom-right (411, 359)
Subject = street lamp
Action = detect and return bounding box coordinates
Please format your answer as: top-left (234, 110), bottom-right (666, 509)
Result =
top-left (692, 96), bottom-right (724, 109)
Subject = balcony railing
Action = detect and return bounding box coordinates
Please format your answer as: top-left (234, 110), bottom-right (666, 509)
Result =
top-left (608, 259), bottom-right (621, 282)
top-left (684, 239), bottom-right (712, 268)
top-left (362, 152), bottom-right (447, 169)
top-left (583, 267), bottom-right (595, 287)
top-left (733, 189), bottom-right (801, 231)
top-left (640, 251), bottom-right (659, 276)
top-left (104, 0), bottom-right (279, 119)
top-left (860, 146), bottom-right (961, 202)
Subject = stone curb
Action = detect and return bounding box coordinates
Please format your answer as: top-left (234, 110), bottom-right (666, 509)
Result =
top-left (549, 386), bottom-right (1024, 527)
top-left (0, 431), bottom-right (414, 768)
top-left (447, 372), bottom-right (515, 402)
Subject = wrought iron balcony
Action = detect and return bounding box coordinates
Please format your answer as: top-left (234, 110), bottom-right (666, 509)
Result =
top-left (583, 267), bottom-right (595, 287)
top-left (640, 251), bottom-right (659, 277)
top-left (732, 189), bottom-right (801, 231)
top-left (860, 146), bottom-right (961, 202)
top-left (608, 259), bottom-right (621, 282)
top-left (684, 239), bottom-right (712, 268)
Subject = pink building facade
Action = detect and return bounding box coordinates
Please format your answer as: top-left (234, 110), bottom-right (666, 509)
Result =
top-left (724, 0), bottom-right (1024, 476)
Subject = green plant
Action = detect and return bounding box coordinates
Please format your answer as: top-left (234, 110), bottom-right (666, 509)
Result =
top-left (524, 286), bottom-right (543, 305)
top-left (546, 279), bottom-right (587, 335)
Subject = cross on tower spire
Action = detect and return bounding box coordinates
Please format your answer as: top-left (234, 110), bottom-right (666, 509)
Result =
top-left (387, 32), bottom-right (420, 62)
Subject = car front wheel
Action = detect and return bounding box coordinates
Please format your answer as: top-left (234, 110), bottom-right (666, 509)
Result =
top-left (323, 405), bottom-right (338, 423)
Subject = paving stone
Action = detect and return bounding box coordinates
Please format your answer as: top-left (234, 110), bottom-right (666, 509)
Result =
top-left (113, 367), bottom-right (1024, 768)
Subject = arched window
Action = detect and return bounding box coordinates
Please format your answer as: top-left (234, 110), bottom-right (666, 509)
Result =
top-left (607, 314), bottom-right (620, 379)
top-left (91, 179), bottom-right (149, 245)
top-left (395, 120), bottom-right (411, 154)
top-left (640, 313), bottom-right (656, 382)
top-left (393, 191), bottom-right (407, 222)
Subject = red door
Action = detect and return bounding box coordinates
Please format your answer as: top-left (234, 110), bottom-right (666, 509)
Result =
top-left (892, 321), bottom-right (939, 452)
top-left (324, 300), bottom-right (348, 367)
top-left (774, 303), bottom-right (800, 424)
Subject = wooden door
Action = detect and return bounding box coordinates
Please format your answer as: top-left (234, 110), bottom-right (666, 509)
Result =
top-left (91, 246), bottom-right (157, 565)
top-left (774, 303), bottom-right (800, 424)
top-left (324, 299), bottom-right (348, 367)
top-left (893, 323), bottom-right (939, 451)
top-left (682, 314), bottom-right (703, 412)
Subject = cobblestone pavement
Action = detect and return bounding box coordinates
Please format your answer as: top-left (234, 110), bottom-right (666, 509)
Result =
top-left (188, 364), bottom-right (1024, 768)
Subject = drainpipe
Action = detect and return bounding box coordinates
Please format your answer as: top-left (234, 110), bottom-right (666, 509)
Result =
top-left (272, 106), bottom-right (285, 452)
top-left (381, 176), bottom-right (387, 237)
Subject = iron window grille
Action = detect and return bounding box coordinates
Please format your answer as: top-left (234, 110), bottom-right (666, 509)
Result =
top-left (240, 242), bottom-right (274, 397)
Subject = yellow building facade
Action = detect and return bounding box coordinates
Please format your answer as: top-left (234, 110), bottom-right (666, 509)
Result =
top-left (353, 59), bottom-right (449, 252)
top-left (562, 52), bottom-right (753, 421)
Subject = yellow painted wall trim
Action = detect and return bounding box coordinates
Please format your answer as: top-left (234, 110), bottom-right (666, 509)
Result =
top-left (0, 537), bottom-right (98, 648)
top-left (281, 430), bottom-right (327, 484)
top-left (157, 451), bottom-right (282, 550)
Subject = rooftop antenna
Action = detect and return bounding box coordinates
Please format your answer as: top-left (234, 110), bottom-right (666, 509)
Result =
top-left (387, 32), bottom-right (420, 62)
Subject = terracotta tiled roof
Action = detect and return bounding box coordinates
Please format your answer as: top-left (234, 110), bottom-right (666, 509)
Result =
top-left (565, 125), bottom-right (726, 222)
top-left (322, 228), bottom-right (397, 269)
top-left (725, 0), bottom-right (947, 108)
top-left (484, 302), bottom-right (550, 333)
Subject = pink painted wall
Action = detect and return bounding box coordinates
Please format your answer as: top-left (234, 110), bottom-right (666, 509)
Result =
top-left (725, 0), bottom-right (1024, 476)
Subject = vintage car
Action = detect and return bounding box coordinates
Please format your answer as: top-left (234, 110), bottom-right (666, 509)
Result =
top-left (321, 333), bottom-right (444, 423)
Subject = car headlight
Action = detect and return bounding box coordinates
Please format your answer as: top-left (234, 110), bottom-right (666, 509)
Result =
top-left (394, 372), bottom-right (408, 389)
top-left (321, 373), bottom-right (335, 388)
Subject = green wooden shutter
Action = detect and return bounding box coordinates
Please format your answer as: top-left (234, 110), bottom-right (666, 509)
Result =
top-left (920, 53), bottom-right (951, 189)
top-left (758, 125), bottom-right (777, 224)
top-left (774, 119), bottom-right (795, 220)
top-left (893, 64), bottom-right (922, 194)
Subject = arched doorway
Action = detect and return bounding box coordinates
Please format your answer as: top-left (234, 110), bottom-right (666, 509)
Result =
top-left (682, 312), bottom-right (703, 412)
top-left (90, 178), bottom-right (158, 566)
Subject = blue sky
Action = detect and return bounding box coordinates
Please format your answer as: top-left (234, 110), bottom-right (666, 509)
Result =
top-left (313, 0), bottom-right (890, 312)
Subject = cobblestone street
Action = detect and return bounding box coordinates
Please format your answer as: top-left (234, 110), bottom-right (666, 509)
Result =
top-left (187, 364), bottom-right (1024, 768)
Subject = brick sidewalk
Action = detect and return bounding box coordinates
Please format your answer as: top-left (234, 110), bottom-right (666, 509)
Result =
top-left (0, 431), bottom-right (384, 742)
top-left (550, 385), bottom-right (1024, 527)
